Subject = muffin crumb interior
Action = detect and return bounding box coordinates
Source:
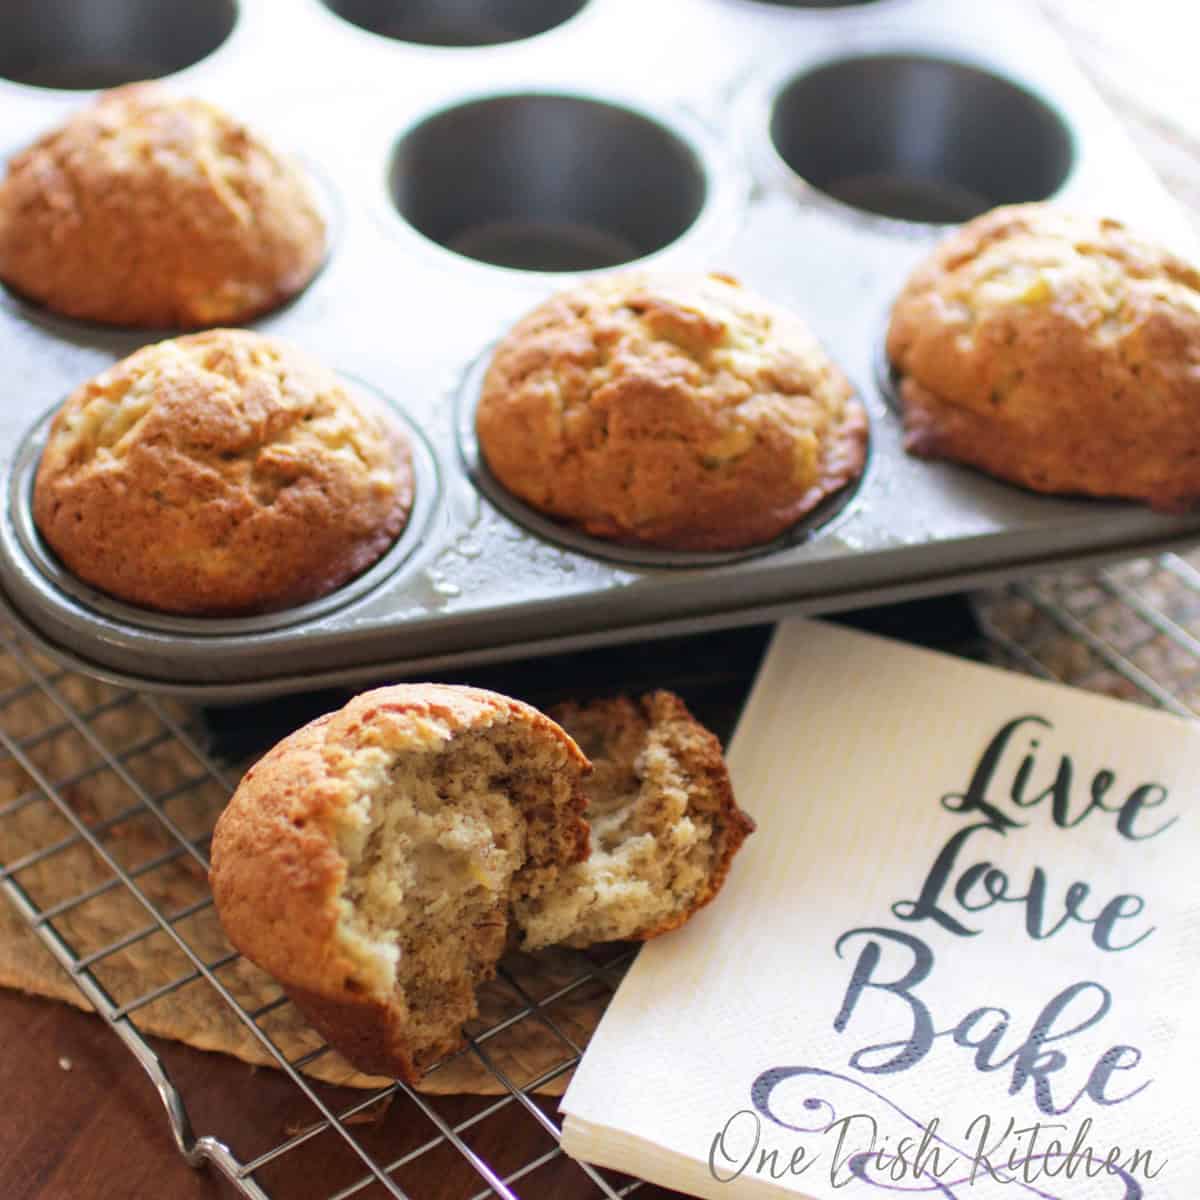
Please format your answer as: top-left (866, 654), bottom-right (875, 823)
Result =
top-left (515, 697), bottom-right (727, 949)
top-left (330, 723), bottom-right (570, 1051)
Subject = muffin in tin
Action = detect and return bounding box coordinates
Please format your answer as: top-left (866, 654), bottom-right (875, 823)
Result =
top-left (33, 329), bottom-right (413, 617)
top-left (475, 272), bottom-right (868, 552)
top-left (887, 203), bottom-right (1200, 511)
top-left (0, 84), bottom-right (326, 328)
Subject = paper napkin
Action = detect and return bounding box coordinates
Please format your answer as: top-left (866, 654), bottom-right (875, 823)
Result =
top-left (561, 618), bottom-right (1200, 1198)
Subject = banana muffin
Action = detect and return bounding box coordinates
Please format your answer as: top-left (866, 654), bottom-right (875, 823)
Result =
top-left (887, 203), bottom-right (1200, 511)
top-left (210, 684), bottom-right (591, 1083)
top-left (0, 84), bottom-right (325, 328)
top-left (33, 329), bottom-right (413, 616)
top-left (515, 690), bottom-right (754, 950)
top-left (475, 272), bottom-right (868, 551)
top-left (210, 683), bottom-right (752, 1082)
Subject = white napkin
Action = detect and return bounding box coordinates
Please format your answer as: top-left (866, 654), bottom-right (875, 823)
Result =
top-left (561, 618), bottom-right (1200, 1198)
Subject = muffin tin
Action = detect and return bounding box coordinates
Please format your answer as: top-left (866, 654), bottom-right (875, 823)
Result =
top-left (0, 0), bottom-right (1198, 701)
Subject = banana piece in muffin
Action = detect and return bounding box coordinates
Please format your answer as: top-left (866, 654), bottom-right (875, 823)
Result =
top-left (887, 203), bottom-right (1200, 511)
top-left (0, 84), bottom-right (325, 328)
top-left (33, 329), bottom-right (413, 616)
top-left (476, 272), bottom-right (868, 551)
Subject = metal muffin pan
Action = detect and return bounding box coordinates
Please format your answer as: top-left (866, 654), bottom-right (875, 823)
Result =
top-left (0, 0), bottom-right (1198, 701)
top-left (387, 90), bottom-right (715, 272)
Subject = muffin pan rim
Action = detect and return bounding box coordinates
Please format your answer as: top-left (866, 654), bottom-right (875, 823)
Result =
top-left (1, 374), bottom-right (444, 638)
top-left (872, 302), bottom-right (905, 417)
top-left (12, 526), bottom-right (1200, 703)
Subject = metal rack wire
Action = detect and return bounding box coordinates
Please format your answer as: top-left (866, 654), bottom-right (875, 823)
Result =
top-left (1, 550), bottom-right (1199, 1199)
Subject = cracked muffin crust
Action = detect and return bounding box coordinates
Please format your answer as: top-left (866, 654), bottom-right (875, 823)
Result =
top-left (210, 684), bottom-right (590, 1083)
top-left (887, 203), bottom-right (1200, 511)
top-left (475, 272), bottom-right (868, 551)
top-left (0, 84), bottom-right (326, 328)
top-left (33, 329), bottom-right (414, 616)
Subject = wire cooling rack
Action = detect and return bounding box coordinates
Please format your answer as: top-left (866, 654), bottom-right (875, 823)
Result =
top-left (1, 550), bottom-right (1199, 1200)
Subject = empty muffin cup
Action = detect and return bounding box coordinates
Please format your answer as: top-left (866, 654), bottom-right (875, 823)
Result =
top-left (389, 93), bottom-right (709, 272)
top-left (319, 0), bottom-right (587, 46)
top-left (0, 0), bottom-right (237, 90)
top-left (769, 53), bottom-right (1074, 223)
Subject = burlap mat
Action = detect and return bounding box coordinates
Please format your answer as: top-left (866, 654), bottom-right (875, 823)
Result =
top-left (0, 642), bottom-right (615, 1096)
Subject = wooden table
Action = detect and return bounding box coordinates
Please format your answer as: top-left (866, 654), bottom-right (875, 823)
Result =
top-left (2, 4), bottom-right (1198, 1198)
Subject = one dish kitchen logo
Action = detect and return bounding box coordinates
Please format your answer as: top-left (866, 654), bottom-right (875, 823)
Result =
top-left (711, 712), bottom-right (1179, 1193)
top-left (707, 1106), bottom-right (1165, 1191)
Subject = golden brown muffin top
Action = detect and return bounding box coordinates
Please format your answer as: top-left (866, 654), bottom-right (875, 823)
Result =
top-left (886, 204), bottom-right (1200, 509)
top-left (33, 329), bottom-right (413, 616)
top-left (0, 84), bottom-right (326, 328)
top-left (476, 272), bottom-right (867, 551)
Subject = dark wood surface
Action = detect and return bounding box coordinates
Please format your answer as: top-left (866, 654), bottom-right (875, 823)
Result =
top-left (3, 4), bottom-right (1198, 1198)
